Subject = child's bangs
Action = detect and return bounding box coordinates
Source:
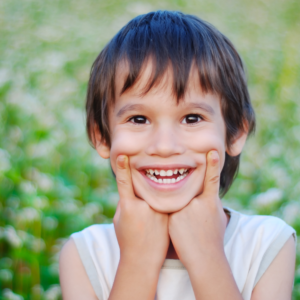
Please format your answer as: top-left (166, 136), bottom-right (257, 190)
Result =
top-left (112, 11), bottom-right (233, 102)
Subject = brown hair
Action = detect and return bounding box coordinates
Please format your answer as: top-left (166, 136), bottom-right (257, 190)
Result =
top-left (86, 10), bottom-right (255, 196)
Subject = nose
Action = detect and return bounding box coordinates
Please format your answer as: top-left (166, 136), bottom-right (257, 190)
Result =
top-left (146, 124), bottom-right (185, 157)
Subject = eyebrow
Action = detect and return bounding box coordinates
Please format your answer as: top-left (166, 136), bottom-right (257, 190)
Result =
top-left (186, 102), bottom-right (215, 115)
top-left (116, 104), bottom-right (146, 118)
top-left (116, 102), bottom-right (215, 118)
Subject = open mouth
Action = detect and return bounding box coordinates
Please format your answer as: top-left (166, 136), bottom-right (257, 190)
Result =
top-left (144, 168), bottom-right (190, 184)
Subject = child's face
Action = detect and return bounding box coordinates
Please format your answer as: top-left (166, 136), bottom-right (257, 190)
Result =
top-left (104, 62), bottom-right (229, 213)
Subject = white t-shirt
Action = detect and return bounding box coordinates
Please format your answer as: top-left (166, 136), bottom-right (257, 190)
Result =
top-left (71, 207), bottom-right (296, 300)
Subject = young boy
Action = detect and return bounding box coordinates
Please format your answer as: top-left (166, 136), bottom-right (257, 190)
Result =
top-left (59, 11), bottom-right (296, 300)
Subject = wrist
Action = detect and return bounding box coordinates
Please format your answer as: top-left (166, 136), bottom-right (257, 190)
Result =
top-left (119, 253), bottom-right (164, 274)
top-left (185, 251), bottom-right (229, 279)
top-left (109, 256), bottom-right (161, 300)
top-left (184, 247), bottom-right (227, 275)
top-left (186, 251), bottom-right (242, 300)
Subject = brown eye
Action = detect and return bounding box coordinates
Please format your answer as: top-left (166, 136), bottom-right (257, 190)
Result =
top-left (129, 116), bottom-right (149, 124)
top-left (182, 114), bottom-right (202, 124)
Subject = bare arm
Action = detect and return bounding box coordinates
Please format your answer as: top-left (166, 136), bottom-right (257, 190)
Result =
top-left (186, 235), bottom-right (295, 300)
top-left (168, 151), bottom-right (243, 299)
top-left (108, 258), bottom-right (160, 300)
top-left (168, 151), bottom-right (292, 300)
top-left (251, 235), bottom-right (296, 300)
top-left (186, 236), bottom-right (296, 300)
top-left (59, 238), bottom-right (98, 300)
top-left (108, 155), bottom-right (169, 300)
top-left (60, 156), bottom-right (169, 300)
top-left (59, 236), bottom-right (162, 300)
top-left (188, 251), bottom-right (243, 300)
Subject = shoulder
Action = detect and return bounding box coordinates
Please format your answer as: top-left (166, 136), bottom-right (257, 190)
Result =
top-left (60, 223), bottom-right (119, 300)
top-left (226, 207), bottom-right (296, 241)
top-left (251, 235), bottom-right (295, 300)
top-left (227, 207), bottom-right (296, 256)
top-left (224, 207), bottom-right (296, 299)
top-left (59, 238), bottom-right (98, 300)
top-left (70, 223), bottom-right (118, 259)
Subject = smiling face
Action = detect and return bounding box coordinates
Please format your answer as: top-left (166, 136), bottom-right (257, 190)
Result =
top-left (96, 62), bottom-right (241, 213)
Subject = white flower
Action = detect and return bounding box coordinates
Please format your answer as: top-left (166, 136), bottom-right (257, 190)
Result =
top-left (2, 289), bottom-right (24, 300)
top-left (27, 169), bottom-right (54, 192)
top-left (48, 263), bottom-right (59, 276)
top-left (4, 226), bottom-right (22, 248)
top-left (27, 141), bottom-right (53, 159)
top-left (33, 196), bottom-right (49, 209)
top-left (282, 202), bottom-right (300, 224)
top-left (8, 126), bottom-right (23, 143)
top-left (6, 197), bottom-right (20, 209)
top-left (36, 173), bottom-right (53, 191)
top-left (0, 269), bottom-right (13, 282)
top-left (0, 68), bottom-right (11, 87)
top-left (30, 238), bottom-right (46, 253)
top-left (61, 199), bottom-right (80, 214)
top-left (31, 284), bottom-right (44, 296)
top-left (19, 181), bottom-right (36, 194)
top-left (0, 257), bottom-right (13, 268)
top-left (17, 230), bottom-right (45, 252)
top-left (17, 230), bottom-right (29, 241)
top-left (253, 188), bottom-right (283, 207)
top-left (82, 202), bottom-right (102, 220)
top-left (19, 207), bottom-right (40, 222)
top-left (43, 217), bottom-right (58, 230)
top-left (0, 148), bottom-right (11, 172)
top-left (44, 284), bottom-right (61, 300)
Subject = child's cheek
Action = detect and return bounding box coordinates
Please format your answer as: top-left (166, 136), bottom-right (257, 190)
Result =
top-left (186, 130), bottom-right (226, 168)
top-left (109, 131), bottom-right (145, 173)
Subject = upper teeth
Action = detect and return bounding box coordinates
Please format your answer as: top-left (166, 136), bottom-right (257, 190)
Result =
top-left (146, 169), bottom-right (187, 176)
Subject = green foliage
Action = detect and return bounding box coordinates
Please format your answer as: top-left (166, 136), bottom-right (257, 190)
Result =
top-left (0, 0), bottom-right (299, 299)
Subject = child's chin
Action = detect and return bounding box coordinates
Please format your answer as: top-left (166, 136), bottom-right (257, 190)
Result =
top-left (144, 196), bottom-right (192, 214)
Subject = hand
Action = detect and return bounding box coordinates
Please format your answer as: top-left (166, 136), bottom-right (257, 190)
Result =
top-left (113, 155), bottom-right (169, 269)
top-left (168, 150), bottom-right (227, 270)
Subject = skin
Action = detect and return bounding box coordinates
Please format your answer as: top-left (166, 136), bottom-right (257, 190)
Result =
top-left (59, 61), bottom-right (296, 300)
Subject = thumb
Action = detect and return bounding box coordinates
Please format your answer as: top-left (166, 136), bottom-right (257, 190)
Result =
top-left (202, 150), bottom-right (220, 197)
top-left (115, 155), bottom-right (135, 200)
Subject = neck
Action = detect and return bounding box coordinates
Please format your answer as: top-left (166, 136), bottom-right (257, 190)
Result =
top-left (166, 239), bottom-right (179, 259)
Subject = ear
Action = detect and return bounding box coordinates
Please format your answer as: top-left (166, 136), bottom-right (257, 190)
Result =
top-left (226, 128), bottom-right (248, 157)
top-left (93, 125), bottom-right (110, 159)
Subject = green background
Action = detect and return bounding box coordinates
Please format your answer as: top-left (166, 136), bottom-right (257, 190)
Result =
top-left (0, 0), bottom-right (299, 299)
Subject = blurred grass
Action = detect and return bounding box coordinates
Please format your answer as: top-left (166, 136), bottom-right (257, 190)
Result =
top-left (0, 0), bottom-right (299, 299)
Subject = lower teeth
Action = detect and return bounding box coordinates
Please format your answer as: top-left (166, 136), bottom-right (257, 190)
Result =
top-left (146, 173), bottom-right (187, 184)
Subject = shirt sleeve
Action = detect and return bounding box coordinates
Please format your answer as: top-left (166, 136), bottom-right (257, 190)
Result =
top-left (253, 224), bottom-right (296, 287)
top-left (71, 231), bottom-right (104, 300)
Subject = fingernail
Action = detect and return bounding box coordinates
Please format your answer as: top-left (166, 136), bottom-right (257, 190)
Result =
top-left (117, 155), bottom-right (127, 168)
top-left (210, 151), bottom-right (219, 161)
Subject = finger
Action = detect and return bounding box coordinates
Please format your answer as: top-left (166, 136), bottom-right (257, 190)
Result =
top-left (115, 155), bottom-right (135, 200)
top-left (202, 150), bottom-right (220, 197)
